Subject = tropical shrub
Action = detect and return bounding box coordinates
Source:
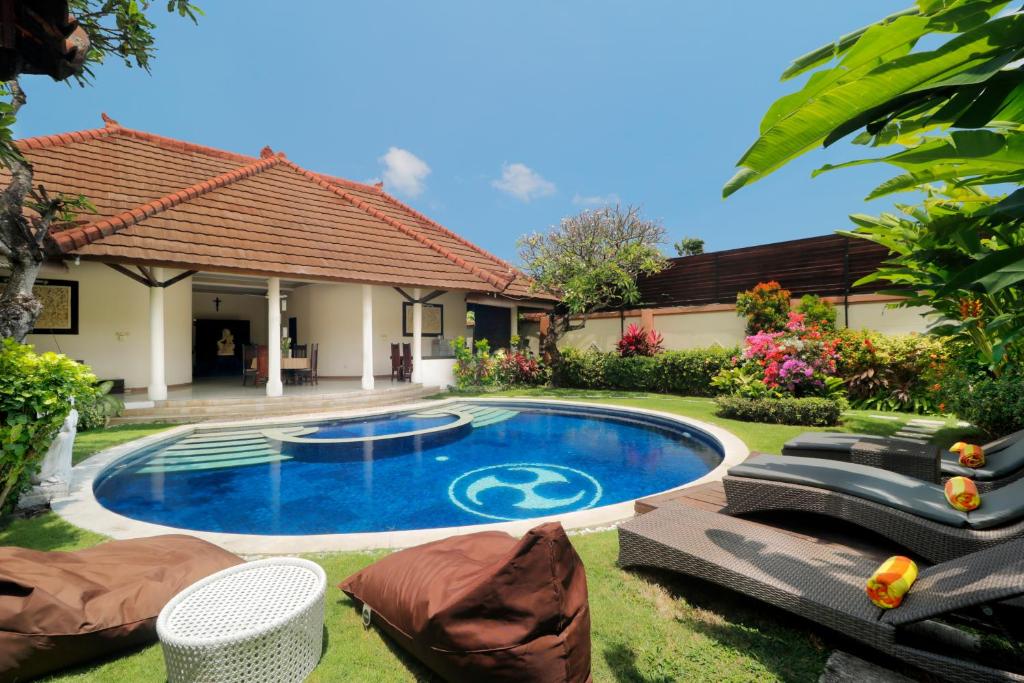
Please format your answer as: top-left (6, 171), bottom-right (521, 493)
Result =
top-left (0, 339), bottom-right (98, 513)
top-left (735, 281), bottom-right (791, 334)
top-left (796, 295), bottom-right (836, 331)
top-left (554, 346), bottom-right (734, 396)
top-left (718, 312), bottom-right (841, 399)
top-left (834, 329), bottom-right (947, 414)
top-left (715, 396), bottom-right (842, 426)
top-left (451, 336), bottom-right (497, 390)
top-left (77, 380), bottom-right (125, 431)
top-left (616, 323), bottom-right (664, 357)
top-left (494, 350), bottom-right (548, 387)
top-left (940, 364), bottom-right (1024, 438)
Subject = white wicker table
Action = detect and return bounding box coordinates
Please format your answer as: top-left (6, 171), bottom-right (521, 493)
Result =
top-left (157, 558), bottom-right (326, 683)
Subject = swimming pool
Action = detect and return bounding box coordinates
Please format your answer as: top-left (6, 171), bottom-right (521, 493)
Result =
top-left (92, 400), bottom-right (725, 536)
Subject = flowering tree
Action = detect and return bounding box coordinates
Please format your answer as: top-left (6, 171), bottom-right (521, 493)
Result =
top-left (518, 205), bottom-right (668, 361)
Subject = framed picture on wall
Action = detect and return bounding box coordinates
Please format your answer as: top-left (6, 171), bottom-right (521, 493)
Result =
top-left (403, 302), bottom-right (443, 337)
top-left (0, 277), bottom-right (79, 334)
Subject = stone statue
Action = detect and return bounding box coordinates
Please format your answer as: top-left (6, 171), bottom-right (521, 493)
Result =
top-left (27, 407), bottom-right (78, 504)
top-left (217, 328), bottom-right (235, 356)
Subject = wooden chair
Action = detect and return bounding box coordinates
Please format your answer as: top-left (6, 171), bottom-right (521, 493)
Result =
top-left (390, 343), bottom-right (403, 382)
top-left (242, 344), bottom-right (259, 386)
top-left (401, 343), bottom-right (413, 382)
top-left (292, 344), bottom-right (307, 358)
top-left (295, 343), bottom-right (318, 386)
top-left (256, 345), bottom-right (269, 384)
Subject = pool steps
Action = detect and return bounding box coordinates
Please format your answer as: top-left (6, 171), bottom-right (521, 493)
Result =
top-left (413, 403), bottom-right (518, 428)
top-left (135, 426), bottom-right (306, 474)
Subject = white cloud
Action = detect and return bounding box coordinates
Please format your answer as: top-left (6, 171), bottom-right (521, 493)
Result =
top-left (491, 163), bottom-right (556, 202)
top-left (572, 192), bottom-right (620, 207)
top-left (378, 147), bottom-right (431, 197)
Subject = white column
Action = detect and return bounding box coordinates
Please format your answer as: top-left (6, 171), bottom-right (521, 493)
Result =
top-left (412, 288), bottom-right (423, 384)
top-left (361, 284), bottom-right (375, 390)
top-left (147, 267), bottom-right (167, 401)
top-left (511, 304), bottom-right (519, 339)
top-left (266, 277), bottom-right (283, 397)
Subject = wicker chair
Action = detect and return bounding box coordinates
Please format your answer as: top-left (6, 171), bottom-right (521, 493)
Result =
top-left (722, 454), bottom-right (1024, 563)
top-left (618, 505), bottom-right (1024, 683)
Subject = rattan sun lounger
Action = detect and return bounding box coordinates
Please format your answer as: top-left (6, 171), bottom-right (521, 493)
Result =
top-left (783, 430), bottom-right (1024, 491)
top-left (618, 505), bottom-right (1024, 683)
top-left (723, 455), bottom-right (1024, 563)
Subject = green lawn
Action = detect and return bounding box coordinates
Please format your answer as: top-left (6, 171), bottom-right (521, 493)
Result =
top-left (2, 392), bottom-right (975, 682)
top-left (72, 423), bottom-right (175, 465)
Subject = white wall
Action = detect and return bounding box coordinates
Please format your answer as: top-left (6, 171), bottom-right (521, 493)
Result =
top-left (192, 291), bottom-right (269, 344)
top-left (287, 282), bottom-right (472, 377)
top-left (560, 299), bottom-right (933, 352)
top-left (22, 261), bottom-right (192, 389)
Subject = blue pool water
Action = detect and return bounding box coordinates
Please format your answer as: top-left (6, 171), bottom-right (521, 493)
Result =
top-left (94, 402), bottom-right (722, 535)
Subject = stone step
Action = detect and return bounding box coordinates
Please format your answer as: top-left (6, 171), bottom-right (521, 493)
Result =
top-left (148, 449), bottom-right (279, 465)
top-left (109, 387), bottom-right (439, 425)
top-left (145, 385), bottom-right (425, 409)
top-left (136, 454), bottom-right (289, 474)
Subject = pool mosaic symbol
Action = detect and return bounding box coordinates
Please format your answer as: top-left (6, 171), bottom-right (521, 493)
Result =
top-left (448, 463), bottom-right (603, 521)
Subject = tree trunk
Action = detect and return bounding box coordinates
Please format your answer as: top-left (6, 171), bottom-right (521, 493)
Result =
top-left (0, 81), bottom-right (42, 342)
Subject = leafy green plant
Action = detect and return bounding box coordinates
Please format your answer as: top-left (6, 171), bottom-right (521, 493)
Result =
top-left (710, 365), bottom-right (779, 399)
top-left (796, 295), bottom-right (836, 330)
top-left (735, 281), bottom-right (791, 334)
top-left (0, 339), bottom-right (98, 512)
top-left (940, 360), bottom-right (1024, 437)
top-left (714, 396), bottom-right (842, 427)
top-left (451, 336), bottom-right (499, 390)
top-left (724, 2), bottom-right (1024, 373)
top-left (77, 380), bottom-right (124, 431)
top-left (834, 329), bottom-right (947, 414)
top-left (673, 236), bottom-right (705, 256)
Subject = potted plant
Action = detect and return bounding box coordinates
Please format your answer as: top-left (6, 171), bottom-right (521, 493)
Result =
top-left (466, 310), bottom-right (476, 327)
top-left (281, 336), bottom-right (292, 357)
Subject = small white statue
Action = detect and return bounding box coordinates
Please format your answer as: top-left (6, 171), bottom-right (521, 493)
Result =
top-left (33, 407), bottom-right (78, 487)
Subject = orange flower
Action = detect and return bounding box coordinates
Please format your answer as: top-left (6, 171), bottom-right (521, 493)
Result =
top-left (958, 297), bottom-right (983, 320)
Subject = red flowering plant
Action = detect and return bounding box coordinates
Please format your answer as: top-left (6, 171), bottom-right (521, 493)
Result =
top-left (714, 312), bottom-right (844, 400)
top-left (617, 323), bottom-right (664, 357)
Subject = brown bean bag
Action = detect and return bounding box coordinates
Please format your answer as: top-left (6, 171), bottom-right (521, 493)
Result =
top-left (0, 534), bottom-right (242, 682)
top-left (340, 522), bottom-right (591, 683)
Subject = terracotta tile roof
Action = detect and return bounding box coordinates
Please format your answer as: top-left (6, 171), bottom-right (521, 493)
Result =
top-left (9, 116), bottom-right (553, 299)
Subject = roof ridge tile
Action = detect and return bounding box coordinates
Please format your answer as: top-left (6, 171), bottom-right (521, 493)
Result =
top-left (51, 153), bottom-right (284, 253)
top-left (16, 125), bottom-right (115, 152)
top-left (283, 160), bottom-right (511, 291)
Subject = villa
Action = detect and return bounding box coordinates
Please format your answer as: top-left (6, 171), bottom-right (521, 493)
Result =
top-left (9, 115), bottom-right (553, 413)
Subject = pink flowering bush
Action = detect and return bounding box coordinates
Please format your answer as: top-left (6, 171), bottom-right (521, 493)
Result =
top-left (714, 312), bottom-right (844, 400)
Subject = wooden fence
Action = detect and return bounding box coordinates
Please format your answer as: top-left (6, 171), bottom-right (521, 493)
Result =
top-left (637, 234), bottom-right (890, 308)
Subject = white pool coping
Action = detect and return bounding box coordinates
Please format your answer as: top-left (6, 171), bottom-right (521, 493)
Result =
top-left (53, 397), bottom-right (749, 553)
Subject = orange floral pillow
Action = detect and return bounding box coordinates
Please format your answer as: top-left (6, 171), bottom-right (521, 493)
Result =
top-left (949, 442), bottom-right (985, 469)
top-left (944, 476), bottom-right (981, 512)
top-left (866, 555), bottom-right (918, 609)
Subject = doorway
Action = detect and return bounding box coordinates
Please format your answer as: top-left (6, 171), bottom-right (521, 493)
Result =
top-left (194, 319), bottom-right (251, 377)
top-left (468, 303), bottom-right (511, 351)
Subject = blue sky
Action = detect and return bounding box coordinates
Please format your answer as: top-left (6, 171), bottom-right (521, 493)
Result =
top-left (17, 1), bottom-right (905, 263)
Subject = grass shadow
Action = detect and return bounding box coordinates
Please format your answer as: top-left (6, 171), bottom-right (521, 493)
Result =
top-left (601, 641), bottom-right (676, 683)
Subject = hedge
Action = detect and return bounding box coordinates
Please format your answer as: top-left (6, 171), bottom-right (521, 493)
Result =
top-left (554, 347), bottom-right (735, 396)
top-left (941, 366), bottom-right (1024, 438)
top-left (714, 396), bottom-right (842, 426)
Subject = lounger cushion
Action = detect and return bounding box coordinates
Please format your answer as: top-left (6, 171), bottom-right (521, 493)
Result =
top-left (787, 430), bottom-right (1024, 481)
top-left (0, 535), bottom-right (242, 682)
top-left (729, 455), bottom-right (968, 527)
top-left (966, 482), bottom-right (1024, 529)
top-left (339, 522), bottom-right (591, 683)
top-left (942, 435), bottom-right (1024, 479)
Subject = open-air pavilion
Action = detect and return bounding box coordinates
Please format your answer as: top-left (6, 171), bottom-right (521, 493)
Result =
top-left (9, 116), bottom-right (552, 415)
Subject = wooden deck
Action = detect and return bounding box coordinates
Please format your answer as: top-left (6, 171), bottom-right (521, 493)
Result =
top-left (635, 482), bottom-right (912, 562)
